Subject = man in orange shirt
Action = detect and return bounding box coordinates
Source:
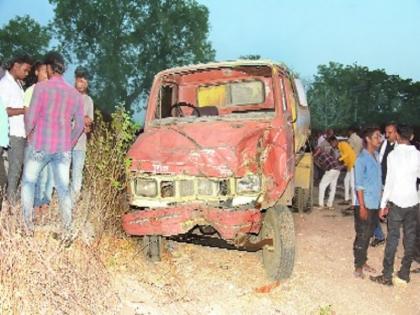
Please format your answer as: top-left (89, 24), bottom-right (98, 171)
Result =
top-left (338, 140), bottom-right (357, 209)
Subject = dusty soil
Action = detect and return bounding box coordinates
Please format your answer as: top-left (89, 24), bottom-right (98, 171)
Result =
top-left (107, 186), bottom-right (420, 315)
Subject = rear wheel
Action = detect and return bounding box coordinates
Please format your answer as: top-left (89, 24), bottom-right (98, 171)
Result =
top-left (260, 205), bottom-right (295, 280)
top-left (143, 235), bottom-right (164, 262)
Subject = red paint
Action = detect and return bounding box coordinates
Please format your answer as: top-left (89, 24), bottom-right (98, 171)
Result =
top-left (122, 205), bottom-right (261, 240)
top-left (123, 61), bottom-right (308, 240)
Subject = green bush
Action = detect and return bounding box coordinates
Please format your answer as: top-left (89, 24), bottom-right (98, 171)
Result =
top-left (84, 106), bottom-right (139, 235)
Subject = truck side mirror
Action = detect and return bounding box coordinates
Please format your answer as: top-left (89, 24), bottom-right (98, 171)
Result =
top-left (294, 79), bottom-right (308, 107)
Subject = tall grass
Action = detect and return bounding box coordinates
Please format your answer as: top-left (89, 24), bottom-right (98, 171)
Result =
top-left (0, 107), bottom-right (138, 314)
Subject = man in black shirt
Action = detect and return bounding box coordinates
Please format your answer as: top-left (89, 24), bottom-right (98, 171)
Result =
top-left (370, 123), bottom-right (399, 247)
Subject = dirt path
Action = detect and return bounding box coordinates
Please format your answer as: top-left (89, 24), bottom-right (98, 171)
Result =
top-left (110, 189), bottom-right (420, 315)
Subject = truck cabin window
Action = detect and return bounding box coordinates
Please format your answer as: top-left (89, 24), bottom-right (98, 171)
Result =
top-left (198, 80), bottom-right (264, 108)
top-left (156, 80), bottom-right (266, 119)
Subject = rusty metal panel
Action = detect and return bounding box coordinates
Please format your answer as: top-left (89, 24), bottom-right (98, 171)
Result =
top-left (122, 206), bottom-right (262, 240)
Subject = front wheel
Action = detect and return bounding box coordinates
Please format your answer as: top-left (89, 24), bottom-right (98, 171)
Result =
top-left (260, 205), bottom-right (295, 280)
top-left (143, 235), bottom-right (164, 262)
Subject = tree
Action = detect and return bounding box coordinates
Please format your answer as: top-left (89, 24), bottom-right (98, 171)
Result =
top-left (307, 62), bottom-right (420, 130)
top-left (0, 15), bottom-right (51, 64)
top-left (49, 0), bottom-right (216, 113)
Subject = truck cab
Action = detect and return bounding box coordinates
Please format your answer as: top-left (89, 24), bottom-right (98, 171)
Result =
top-left (123, 60), bottom-right (311, 280)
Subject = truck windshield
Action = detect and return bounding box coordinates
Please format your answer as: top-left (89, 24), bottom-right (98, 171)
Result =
top-left (153, 66), bottom-right (275, 122)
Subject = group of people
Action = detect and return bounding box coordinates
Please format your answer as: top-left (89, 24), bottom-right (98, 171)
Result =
top-left (314, 124), bottom-right (420, 286)
top-left (0, 51), bottom-right (94, 246)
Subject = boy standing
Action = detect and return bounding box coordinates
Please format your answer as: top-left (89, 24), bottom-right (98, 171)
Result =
top-left (353, 127), bottom-right (382, 278)
top-left (71, 66), bottom-right (94, 201)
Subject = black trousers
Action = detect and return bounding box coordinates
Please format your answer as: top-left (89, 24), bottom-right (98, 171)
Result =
top-left (353, 207), bottom-right (379, 268)
top-left (382, 203), bottom-right (417, 281)
top-left (415, 205), bottom-right (420, 262)
top-left (0, 147), bottom-right (6, 210)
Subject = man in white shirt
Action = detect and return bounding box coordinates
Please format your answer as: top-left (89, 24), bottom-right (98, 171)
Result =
top-left (0, 54), bottom-right (32, 204)
top-left (370, 126), bottom-right (420, 285)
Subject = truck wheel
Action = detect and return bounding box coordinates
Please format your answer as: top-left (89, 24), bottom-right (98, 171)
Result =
top-left (260, 205), bottom-right (295, 280)
top-left (143, 235), bottom-right (164, 262)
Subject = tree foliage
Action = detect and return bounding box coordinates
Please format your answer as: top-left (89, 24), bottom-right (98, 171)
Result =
top-left (49, 0), bottom-right (216, 113)
top-left (0, 15), bottom-right (51, 64)
top-left (307, 62), bottom-right (420, 130)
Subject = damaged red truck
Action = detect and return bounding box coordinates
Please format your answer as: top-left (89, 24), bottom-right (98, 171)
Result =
top-left (122, 60), bottom-right (312, 280)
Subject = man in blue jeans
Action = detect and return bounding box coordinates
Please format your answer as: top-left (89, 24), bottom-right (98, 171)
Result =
top-left (21, 52), bottom-right (84, 243)
top-left (353, 127), bottom-right (382, 279)
top-left (71, 66), bottom-right (94, 202)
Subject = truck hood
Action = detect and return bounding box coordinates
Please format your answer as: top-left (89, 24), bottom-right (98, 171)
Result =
top-left (128, 119), bottom-right (272, 177)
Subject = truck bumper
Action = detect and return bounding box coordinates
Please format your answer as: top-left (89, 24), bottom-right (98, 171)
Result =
top-left (122, 205), bottom-right (262, 240)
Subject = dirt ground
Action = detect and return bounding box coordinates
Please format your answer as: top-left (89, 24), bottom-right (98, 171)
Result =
top-left (109, 185), bottom-right (420, 315)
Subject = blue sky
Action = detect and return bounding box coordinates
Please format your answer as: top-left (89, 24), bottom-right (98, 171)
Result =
top-left (1, 0), bottom-right (419, 82)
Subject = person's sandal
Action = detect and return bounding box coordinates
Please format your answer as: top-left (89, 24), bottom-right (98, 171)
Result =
top-left (363, 264), bottom-right (376, 273)
top-left (369, 275), bottom-right (393, 286)
top-left (370, 238), bottom-right (385, 247)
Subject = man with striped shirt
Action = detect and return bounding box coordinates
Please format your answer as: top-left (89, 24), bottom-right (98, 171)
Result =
top-left (21, 51), bottom-right (84, 242)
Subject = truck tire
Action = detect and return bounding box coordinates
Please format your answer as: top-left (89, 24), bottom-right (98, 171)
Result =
top-left (295, 187), bottom-right (306, 213)
top-left (294, 160), bottom-right (314, 213)
top-left (260, 205), bottom-right (295, 280)
top-left (143, 235), bottom-right (164, 262)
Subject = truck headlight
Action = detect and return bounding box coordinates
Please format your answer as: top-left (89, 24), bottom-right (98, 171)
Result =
top-left (236, 175), bottom-right (261, 194)
top-left (134, 179), bottom-right (157, 197)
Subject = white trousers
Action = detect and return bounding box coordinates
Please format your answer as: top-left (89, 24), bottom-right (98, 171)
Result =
top-left (344, 168), bottom-right (355, 205)
top-left (318, 169), bottom-right (340, 207)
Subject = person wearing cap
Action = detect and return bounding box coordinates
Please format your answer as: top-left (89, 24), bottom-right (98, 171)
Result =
top-left (0, 54), bottom-right (33, 204)
top-left (21, 51), bottom-right (84, 242)
top-left (71, 66), bottom-right (94, 201)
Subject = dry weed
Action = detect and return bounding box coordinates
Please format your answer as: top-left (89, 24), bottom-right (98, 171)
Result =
top-left (0, 194), bottom-right (122, 314)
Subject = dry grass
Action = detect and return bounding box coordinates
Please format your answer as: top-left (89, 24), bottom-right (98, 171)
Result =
top-left (0, 108), bottom-right (137, 314)
top-left (0, 194), bottom-right (122, 315)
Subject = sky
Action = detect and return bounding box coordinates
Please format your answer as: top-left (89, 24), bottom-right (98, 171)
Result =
top-left (0, 0), bottom-right (419, 83)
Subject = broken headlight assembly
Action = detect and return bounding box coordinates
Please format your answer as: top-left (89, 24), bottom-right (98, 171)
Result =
top-left (134, 178), bottom-right (157, 197)
top-left (235, 175), bottom-right (261, 194)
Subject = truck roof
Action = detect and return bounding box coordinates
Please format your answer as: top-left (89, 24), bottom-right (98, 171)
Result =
top-left (156, 59), bottom-right (293, 77)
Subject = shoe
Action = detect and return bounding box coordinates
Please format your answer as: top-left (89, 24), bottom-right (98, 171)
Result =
top-left (338, 200), bottom-right (351, 205)
top-left (341, 208), bottom-right (353, 216)
top-left (393, 275), bottom-right (409, 286)
top-left (370, 238), bottom-right (385, 247)
top-left (363, 264), bottom-right (376, 273)
top-left (312, 205), bottom-right (325, 211)
top-left (369, 275), bottom-right (393, 286)
top-left (325, 206), bottom-right (335, 211)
